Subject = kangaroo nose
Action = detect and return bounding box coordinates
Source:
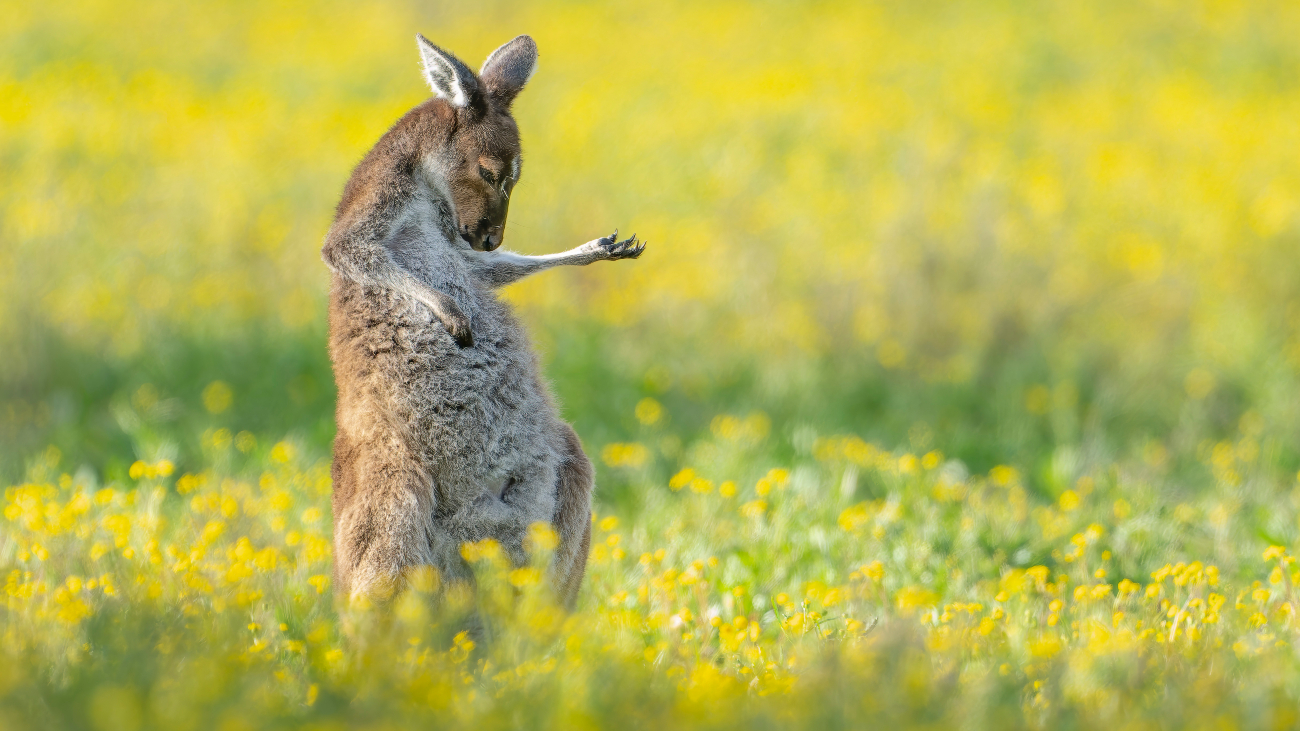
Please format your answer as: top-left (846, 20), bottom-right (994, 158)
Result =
top-left (486, 225), bottom-right (503, 250)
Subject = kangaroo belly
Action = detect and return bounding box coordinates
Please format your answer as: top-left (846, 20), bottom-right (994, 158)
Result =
top-left (329, 277), bottom-right (563, 566)
top-left (334, 282), bottom-right (560, 523)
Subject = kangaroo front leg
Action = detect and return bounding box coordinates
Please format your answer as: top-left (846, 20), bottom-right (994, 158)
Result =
top-left (580, 229), bottom-right (646, 262)
top-left (415, 287), bottom-right (474, 348)
top-left (321, 195), bottom-right (476, 348)
top-left (474, 231), bottom-right (645, 287)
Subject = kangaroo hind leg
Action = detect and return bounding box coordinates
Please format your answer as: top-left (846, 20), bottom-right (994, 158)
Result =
top-left (333, 433), bottom-right (440, 603)
top-left (551, 423), bottom-right (594, 609)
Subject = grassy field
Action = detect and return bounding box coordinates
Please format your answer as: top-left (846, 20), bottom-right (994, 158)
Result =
top-left (5, 0), bottom-right (1300, 727)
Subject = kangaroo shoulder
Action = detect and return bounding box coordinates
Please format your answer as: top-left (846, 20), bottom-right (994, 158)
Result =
top-left (333, 100), bottom-right (455, 226)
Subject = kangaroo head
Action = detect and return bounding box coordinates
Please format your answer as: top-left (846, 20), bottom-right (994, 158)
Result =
top-left (417, 34), bottom-right (537, 252)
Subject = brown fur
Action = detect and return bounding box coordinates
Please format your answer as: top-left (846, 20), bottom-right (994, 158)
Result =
top-left (322, 35), bottom-right (642, 608)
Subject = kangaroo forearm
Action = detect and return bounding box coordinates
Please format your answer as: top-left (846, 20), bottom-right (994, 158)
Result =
top-left (323, 232), bottom-right (473, 345)
top-left (327, 237), bottom-right (431, 306)
top-left (474, 247), bottom-right (598, 287)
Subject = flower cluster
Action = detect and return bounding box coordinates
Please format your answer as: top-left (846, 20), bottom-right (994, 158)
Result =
top-left (4, 409), bottom-right (1300, 728)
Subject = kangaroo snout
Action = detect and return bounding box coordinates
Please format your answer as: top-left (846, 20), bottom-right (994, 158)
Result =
top-left (462, 220), bottom-right (505, 251)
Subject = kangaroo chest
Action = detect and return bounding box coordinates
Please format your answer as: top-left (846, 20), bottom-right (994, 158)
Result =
top-left (390, 289), bottom-right (554, 468)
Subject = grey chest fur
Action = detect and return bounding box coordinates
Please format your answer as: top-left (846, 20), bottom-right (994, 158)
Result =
top-left (332, 277), bottom-right (561, 535)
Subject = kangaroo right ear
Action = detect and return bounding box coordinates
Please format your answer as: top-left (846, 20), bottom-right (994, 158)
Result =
top-left (480, 35), bottom-right (538, 109)
top-left (416, 34), bottom-right (480, 108)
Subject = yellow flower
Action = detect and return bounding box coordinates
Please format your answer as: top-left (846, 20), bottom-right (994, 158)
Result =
top-left (895, 586), bottom-right (938, 613)
top-left (235, 432), bottom-right (257, 453)
top-left (460, 539), bottom-right (503, 564)
top-left (270, 442), bottom-right (295, 464)
top-left (527, 522), bottom-right (559, 552)
top-left (989, 466), bottom-right (1019, 486)
top-left (862, 561), bottom-right (885, 582)
top-left (1029, 636), bottom-right (1062, 658)
top-left (1114, 499), bottom-right (1132, 519)
top-left (668, 468), bottom-right (695, 491)
top-left (602, 443), bottom-right (649, 469)
top-left (508, 567), bottom-right (542, 587)
top-left (1058, 490), bottom-right (1080, 511)
top-left (897, 454), bottom-right (918, 474)
top-left (838, 503), bottom-right (871, 532)
top-left (689, 478), bottom-right (713, 494)
top-left (634, 398), bottom-right (663, 425)
top-left (202, 381), bottom-right (233, 414)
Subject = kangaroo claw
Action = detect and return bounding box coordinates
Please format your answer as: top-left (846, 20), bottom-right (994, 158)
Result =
top-left (594, 230), bottom-right (646, 261)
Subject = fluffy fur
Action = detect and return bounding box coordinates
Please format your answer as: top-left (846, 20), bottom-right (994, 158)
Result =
top-left (322, 34), bottom-right (643, 608)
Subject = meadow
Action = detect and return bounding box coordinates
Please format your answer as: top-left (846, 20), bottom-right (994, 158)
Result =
top-left (4, 0), bottom-right (1300, 727)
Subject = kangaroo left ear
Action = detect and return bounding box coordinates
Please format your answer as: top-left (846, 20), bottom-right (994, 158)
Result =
top-left (416, 34), bottom-right (480, 108)
top-left (480, 35), bottom-right (538, 109)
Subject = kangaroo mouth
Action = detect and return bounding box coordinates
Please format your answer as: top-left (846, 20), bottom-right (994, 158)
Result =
top-left (461, 226), bottom-right (503, 252)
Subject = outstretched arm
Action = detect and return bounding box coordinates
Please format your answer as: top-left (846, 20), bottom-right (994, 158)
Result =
top-left (321, 190), bottom-right (475, 347)
top-left (471, 231), bottom-right (645, 288)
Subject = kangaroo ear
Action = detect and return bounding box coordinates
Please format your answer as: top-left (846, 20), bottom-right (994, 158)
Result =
top-left (479, 35), bottom-right (537, 109)
top-left (416, 34), bottom-right (480, 108)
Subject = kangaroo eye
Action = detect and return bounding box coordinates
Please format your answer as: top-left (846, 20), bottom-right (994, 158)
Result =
top-left (478, 166), bottom-right (496, 185)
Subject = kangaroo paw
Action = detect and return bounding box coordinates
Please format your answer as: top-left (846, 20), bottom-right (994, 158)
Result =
top-left (442, 311), bottom-right (474, 348)
top-left (596, 231), bottom-right (646, 260)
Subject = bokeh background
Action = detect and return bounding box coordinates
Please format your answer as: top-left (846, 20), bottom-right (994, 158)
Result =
top-left (9, 2), bottom-right (1300, 727)
top-left (4, 0), bottom-right (1300, 500)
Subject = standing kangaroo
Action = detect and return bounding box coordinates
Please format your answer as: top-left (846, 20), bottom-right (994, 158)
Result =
top-left (322, 34), bottom-right (643, 607)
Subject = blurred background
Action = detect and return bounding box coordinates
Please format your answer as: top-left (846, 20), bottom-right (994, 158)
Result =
top-left (3, 0), bottom-right (1299, 505)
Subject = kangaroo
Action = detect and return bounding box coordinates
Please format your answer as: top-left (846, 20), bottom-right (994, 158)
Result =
top-left (322, 34), bottom-right (644, 608)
